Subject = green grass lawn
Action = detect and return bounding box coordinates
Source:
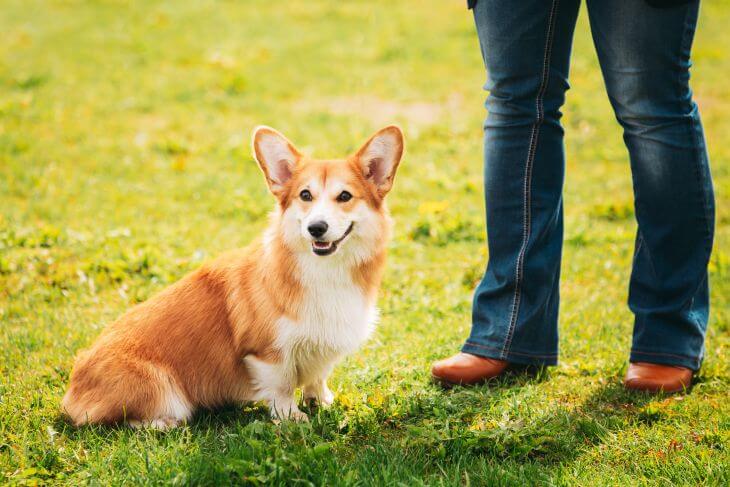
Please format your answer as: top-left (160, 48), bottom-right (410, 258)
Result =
top-left (1, 0), bottom-right (728, 484)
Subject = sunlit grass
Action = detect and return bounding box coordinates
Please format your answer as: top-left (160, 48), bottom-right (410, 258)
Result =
top-left (1, 0), bottom-right (728, 484)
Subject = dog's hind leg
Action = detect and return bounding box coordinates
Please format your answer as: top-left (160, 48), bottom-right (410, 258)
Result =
top-left (128, 374), bottom-right (193, 429)
top-left (128, 417), bottom-right (181, 431)
top-left (63, 356), bottom-right (192, 428)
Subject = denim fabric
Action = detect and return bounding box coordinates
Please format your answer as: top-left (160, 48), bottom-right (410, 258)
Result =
top-left (463, 0), bottom-right (714, 371)
top-left (468, 1), bottom-right (695, 8)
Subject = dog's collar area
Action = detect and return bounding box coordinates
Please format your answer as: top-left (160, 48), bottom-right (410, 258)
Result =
top-left (312, 222), bottom-right (354, 256)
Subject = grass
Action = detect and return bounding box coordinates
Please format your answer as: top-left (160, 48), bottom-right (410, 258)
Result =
top-left (1, 0), bottom-right (728, 484)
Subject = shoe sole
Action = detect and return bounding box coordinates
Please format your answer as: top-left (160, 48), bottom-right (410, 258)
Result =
top-left (430, 374), bottom-right (489, 388)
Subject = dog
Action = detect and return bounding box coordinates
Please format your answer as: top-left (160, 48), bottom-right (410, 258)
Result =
top-left (61, 125), bottom-right (404, 428)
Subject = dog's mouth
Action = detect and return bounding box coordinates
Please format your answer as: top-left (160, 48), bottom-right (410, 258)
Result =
top-left (311, 223), bottom-right (354, 256)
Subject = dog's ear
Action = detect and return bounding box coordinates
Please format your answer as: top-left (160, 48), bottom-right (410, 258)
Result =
top-left (355, 125), bottom-right (404, 198)
top-left (252, 126), bottom-right (302, 196)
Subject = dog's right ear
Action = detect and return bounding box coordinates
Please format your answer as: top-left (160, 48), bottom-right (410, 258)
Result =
top-left (252, 126), bottom-right (302, 196)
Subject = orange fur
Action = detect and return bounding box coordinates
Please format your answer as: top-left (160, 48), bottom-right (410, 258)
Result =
top-left (62, 125), bottom-right (404, 427)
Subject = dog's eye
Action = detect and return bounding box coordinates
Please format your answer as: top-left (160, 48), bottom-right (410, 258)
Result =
top-left (300, 190), bottom-right (313, 202)
top-left (336, 191), bottom-right (352, 202)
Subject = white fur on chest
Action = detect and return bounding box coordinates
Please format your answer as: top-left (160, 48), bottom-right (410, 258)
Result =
top-left (276, 255), bottom-right (377, 381)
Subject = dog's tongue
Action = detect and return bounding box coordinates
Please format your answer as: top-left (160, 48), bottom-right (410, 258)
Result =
top-left (313, 241), bottom-right (332, 249)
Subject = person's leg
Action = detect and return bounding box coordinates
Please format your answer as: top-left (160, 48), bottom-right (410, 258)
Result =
top-left (461, 0), bottom-right (581, 366)
top-left (586, 0), bottom-right (714, 372)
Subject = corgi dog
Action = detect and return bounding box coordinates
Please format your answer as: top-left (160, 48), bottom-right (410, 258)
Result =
top-left (62, 125), bottom-right (404, 428)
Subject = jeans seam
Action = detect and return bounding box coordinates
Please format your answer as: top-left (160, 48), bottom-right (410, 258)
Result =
top-left (466, 341), bottom-right (558, 358)
top-left (683, 5), bottom-right (710, 364)
top-left (689, 122), bottom-right (713, 252)
top-left (678, 3), bottom-right (711, 363)
top-left (632, 233), bottom-right (643, 265)
top-left (681, 5), bottom-right (713, 253)
top-left (635, 234), bottom-right (643, 257)
top-left (501, 0), bottom-right (560, 360)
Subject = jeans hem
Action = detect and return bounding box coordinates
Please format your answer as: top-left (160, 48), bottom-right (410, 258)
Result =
top-left (462, 341), bottom-right (558, 366)
top-left (630, 349), bottom-right (702, 371)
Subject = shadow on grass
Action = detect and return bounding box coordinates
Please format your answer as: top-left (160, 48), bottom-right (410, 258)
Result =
top-left (48, 373), bottom-right (681, 484)
top-left (435, 379), bottom-right (659, 466)
top-left (52, 402), bottom-right (273, 443)
top-left (188, 403), bottom-right (271, 429)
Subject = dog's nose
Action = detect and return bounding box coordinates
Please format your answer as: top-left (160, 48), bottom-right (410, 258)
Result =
top-left (307, 221), bottom-right (328, 238)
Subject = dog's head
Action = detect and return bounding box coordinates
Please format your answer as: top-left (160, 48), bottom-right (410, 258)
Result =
top-left (252, 125), bottom-right (404, 261)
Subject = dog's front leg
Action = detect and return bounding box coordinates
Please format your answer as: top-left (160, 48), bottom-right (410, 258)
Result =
top-left (302, 361), bottom-right (335, 407)
top-left (244, 355), bottom-right (308, 422)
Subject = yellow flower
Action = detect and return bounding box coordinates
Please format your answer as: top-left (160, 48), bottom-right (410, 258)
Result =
top-left (418, 200), bottom-right (449, 215)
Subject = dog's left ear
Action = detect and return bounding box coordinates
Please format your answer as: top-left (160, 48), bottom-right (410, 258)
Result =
top-left (252, 126), bottom-right (302, 197)
top-left (355, 125), bottom-right (404, 198)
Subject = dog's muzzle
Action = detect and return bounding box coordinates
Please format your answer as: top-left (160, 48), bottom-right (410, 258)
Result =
top-left (312, 222), bottom-right (354, 256)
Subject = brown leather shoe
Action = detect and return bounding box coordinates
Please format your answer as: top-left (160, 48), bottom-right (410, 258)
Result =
top-left (624, 362), bottom-right (693, 393)
top-left (431, 352), bottom-right (509, 386)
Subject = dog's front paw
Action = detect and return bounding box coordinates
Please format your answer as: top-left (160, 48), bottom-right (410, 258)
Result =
top-left (272, 409), bottom-right (309, 423)
top-left (318, 386), bottom-right (335, 406)
top-left (288, 409), bottom-right (310, 422)
top-left (303, 383), bottom-right (335, 407)
top-left (270, 403), bottom-right (309, 423)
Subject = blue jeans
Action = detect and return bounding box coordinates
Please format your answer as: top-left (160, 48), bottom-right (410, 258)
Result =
top-left (463, 0), bottom-right (715, 371)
